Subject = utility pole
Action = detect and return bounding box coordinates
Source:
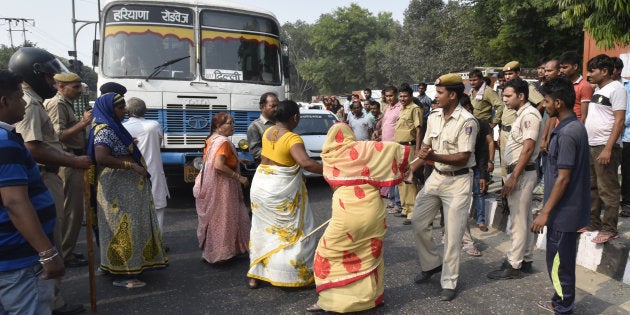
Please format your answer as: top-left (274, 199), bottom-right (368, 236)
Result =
top-left (70, 0), bottom-right (99, 73)
top-left (1, 18), bottom-right (34, 48)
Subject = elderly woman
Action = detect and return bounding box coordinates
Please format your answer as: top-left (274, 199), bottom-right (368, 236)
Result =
top-left (193, 112), bottom-right (250, 264)
top-left (247, 100), bottom-right (323, 289)
top-left (87, 93), bottom-right (168, 288)
top-left (307, 123), bottom-right (411, 313)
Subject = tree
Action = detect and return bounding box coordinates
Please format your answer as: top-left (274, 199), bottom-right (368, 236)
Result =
top-left (301, 4), bottom-right (397, 94)
top-left (281, 21), bottom-right (317, 101)
top-left (484, 0), bottom-right (584, 67)
top-left (556, 0), bottom-right (630, 49)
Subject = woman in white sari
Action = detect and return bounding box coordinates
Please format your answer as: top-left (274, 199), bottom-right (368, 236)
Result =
top-left (247, 100), bottom-right (323, 289)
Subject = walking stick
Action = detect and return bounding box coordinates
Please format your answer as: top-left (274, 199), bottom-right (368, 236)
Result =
top-left (300, 219), bottom-right (331, 242)
top-left (83, 170), bottom-right (97, 312)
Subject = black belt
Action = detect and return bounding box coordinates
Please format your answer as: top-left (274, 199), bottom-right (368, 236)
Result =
top-left (501, 125), bottom-right (512, 132)
top-left (38, 165), bottom-right (60, 173)
top-left (435, 168), bottom-right (470, 176)
top-left (399, 141), bottom-right (416, 146)
top-left (506, 163), bottom-right (536, 175)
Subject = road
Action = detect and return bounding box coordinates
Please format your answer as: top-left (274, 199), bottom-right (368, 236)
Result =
top-left (62, 177), bottom-right (629, 314)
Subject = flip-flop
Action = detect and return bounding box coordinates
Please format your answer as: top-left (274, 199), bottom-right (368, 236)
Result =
top-left (113, 279), bottom-right (146, 289)
top-left (463, 247), bottom-right (482, 257)
top-left (306, 303), bottom-right (324, 313)
top-left (536, 300), bottom-right (554, 313)
top-left (592, 233), bottom-right (619, 244)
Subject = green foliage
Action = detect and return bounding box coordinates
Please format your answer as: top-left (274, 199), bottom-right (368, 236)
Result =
top-left (485, 0), bottom-right (583, 67)
top-left (557, 0), bottom-right (630, 49)
top-left (281, 20), bottom-right (316, 101)
top-left (301, 4), bottom-right (397, 94)
top-left (0, 45), bottom-right (20, 69)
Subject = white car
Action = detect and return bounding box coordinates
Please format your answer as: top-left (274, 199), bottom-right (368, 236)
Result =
top-left (294, 109), bottom-right (339, 177)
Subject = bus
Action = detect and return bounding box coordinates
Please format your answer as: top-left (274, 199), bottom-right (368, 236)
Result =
top-left (96, 0), bottom-right (288, 183)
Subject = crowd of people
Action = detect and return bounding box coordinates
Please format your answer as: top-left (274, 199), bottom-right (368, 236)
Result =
top-left (1, 44), bottom-right (629, 315)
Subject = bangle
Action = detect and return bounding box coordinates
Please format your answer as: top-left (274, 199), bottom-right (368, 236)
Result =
top-left (39, 251), bottom-right (59, 265)
top-left (38, 247), bottom-right (57, 257)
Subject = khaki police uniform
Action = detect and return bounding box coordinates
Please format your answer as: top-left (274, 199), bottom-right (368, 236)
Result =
top-left (411, 102), bottom-right (478, 290)
top-left (470, 87), bottom-right (502, 122)
top-left (13, 85), bottom-right (67, 310)
top-left (394, 102), bottom-right (423, 219)
top-left (44, 90), bottom-right (85, 260)
top-left (504, 103), bottom-right (542, 269)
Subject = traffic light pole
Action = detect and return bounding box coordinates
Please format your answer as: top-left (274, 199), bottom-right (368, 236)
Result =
top-left (71, 0), bottom-right (99, 73)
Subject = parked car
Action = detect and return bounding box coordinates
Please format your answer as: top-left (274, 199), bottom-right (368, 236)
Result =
top-left (294, 109), bottom-right (339, 177)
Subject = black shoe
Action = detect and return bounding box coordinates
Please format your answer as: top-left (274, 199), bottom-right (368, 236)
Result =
top-left (414, 265), bottom-right (442, 283)
top-left (52, 303), bottom-right (85, 315)
top-left (500, 259), bottom-right (510, 270)
top-left (64, 257), bottom-right (88, 268)
top-left (440, 288), bottom-right (456, 301)
top-left (520, 261), bottom-right (533, 273)
top-left (487, 265), bottom-right (523, 280)
top-left (402, 219), bottom-right (412, 225)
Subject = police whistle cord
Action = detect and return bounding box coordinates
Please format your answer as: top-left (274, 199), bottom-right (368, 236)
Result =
top-left (300, 219), bottom-right (331, 242)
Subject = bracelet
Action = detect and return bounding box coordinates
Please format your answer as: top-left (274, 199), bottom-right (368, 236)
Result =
top-left (38, 247), bottom-right (57, 257)
top-left (38, 251), bottom-right (59, 265)
top-left (122, 161), bottom-right (131, 169)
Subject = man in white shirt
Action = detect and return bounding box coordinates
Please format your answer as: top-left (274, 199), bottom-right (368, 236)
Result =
top-left (582, 54), bottom-right (627, 243)
top-left (347, 100), bottom-right (374, 140)
top-left (124, 98), bottom-right (170, 233)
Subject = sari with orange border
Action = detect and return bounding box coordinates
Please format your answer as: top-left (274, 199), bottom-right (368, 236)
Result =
top-left (314, 123), bottom-right (410, 312)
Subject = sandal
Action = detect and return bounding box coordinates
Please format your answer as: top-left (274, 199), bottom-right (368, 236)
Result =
top-left (387, 207), bottom-right (401, 214)
top-left (306, 303), bottom-right (324, 313)
top-left (463, 247), bottom-right (482, 257)
top-left (112, 278), bottom-right (146, 289)
top-left (248, 278), bottom-right (259, 289)
top-left (536, 300), bottom-right (554, 313)
top-left (592, 233), bottom-right (619, 244)
top-left (478, 224), bottom-right (489, 232)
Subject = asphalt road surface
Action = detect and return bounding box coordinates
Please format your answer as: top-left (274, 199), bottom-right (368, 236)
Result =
top-left (62, 177), bottom-right (629, 314)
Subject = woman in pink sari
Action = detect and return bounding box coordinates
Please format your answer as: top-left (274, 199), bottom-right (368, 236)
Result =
top-left (193, 112), bottom-right (250, 263)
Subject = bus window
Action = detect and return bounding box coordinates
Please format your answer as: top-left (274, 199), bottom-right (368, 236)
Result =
top-left (102, 5), bottom-right (195, 79)
top-left (200, 10), bottom-right (281, 84)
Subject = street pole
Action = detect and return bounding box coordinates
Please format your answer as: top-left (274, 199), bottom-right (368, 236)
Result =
top-left (71, 0), bottom-right (98, 73)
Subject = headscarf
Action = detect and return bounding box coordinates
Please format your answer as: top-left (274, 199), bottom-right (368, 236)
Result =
top-left (87, 93), bottom-right (144, 167)
top-left (321, 123), bottom-right (410, 187)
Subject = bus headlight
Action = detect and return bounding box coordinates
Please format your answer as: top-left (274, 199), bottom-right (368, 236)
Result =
top-left (238, 139), bottom-right (249, 151)
top-left (193, 157), bottom-right (204, 170)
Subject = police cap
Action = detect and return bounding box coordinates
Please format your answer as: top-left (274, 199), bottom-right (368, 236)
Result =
top-left (503, 61), bottom-right (520, 72)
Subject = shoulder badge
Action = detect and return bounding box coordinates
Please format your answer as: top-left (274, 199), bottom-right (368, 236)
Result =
top-left (465, 125), bottom-right (472, 135)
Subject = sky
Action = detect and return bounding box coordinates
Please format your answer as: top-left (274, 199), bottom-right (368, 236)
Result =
top-left (1, 0), bottom-right (409, 64)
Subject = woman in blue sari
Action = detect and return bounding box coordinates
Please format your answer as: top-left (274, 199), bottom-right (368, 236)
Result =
top-left (87, 93), bottom-right (168, 288)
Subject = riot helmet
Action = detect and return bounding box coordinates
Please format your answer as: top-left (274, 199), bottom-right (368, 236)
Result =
top-left (8, 47), bottom-right (68, 99)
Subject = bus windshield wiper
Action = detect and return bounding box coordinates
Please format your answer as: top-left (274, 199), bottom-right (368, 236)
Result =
top-left (146, 55), bottom-right (190, 81)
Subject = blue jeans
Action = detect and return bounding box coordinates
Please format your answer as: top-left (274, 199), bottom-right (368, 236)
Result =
top-left (472, 168), bottom-right (486, 224)
top-left (0, 264), bottom-right (54, 315)
top-left (388, 185), bottom-right (401, 208)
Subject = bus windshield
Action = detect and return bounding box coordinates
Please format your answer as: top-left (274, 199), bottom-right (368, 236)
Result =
top-left (200, 10), bottom-right (281, 85)
top-left (102, 5), bottom-right (195, 79)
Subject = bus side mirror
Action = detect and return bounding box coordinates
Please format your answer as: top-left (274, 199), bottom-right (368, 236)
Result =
top-left (281, 42), bottom-right (290, 80)
top-left (92, 39), bottom-right (100, 67)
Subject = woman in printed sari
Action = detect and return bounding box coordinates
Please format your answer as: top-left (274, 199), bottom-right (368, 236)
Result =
top-left (247, 100), bottom-right (323, 289)
top-left (88, 93), bottom-right (168, 288)
top-left (307, 123), bottom-right (411, 312)
top-left (193, 112), bottom-right (251, 264)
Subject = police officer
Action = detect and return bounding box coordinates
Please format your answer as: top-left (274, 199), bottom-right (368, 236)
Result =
top-left (497, 61), bottom-right (545, 183)
top-left (407, 73), bottom-right (478, 301)
top-left (9, 47), bottom-right (91, 315)
top-left (394, 83), bottom-right (423, 225)
top-left (488, 78), bottom-right (542, 280)
top-left (44, 72), bottom-right (92, 268)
